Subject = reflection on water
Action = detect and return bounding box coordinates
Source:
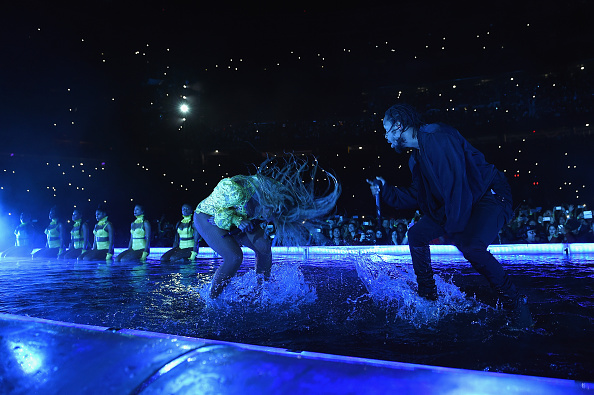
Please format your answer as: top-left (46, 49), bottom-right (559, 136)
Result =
top-left (0, 253), bottom-right (593, 381)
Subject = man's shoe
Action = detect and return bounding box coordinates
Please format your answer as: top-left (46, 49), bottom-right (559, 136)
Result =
top-left (418, 286), bottom-right (438, 301)
top-left (508, 295), bottom-right (533, 328)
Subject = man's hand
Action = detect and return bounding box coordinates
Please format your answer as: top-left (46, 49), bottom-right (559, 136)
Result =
top-left (366, 177), bottom-right (386, 196)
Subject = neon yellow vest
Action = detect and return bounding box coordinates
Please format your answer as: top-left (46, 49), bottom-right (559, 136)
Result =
top-left (15, 222), bottom-right (31, 247)
top-left (93, 217), bottom-right (110, 250)
top-left (70, 220), bottom-right (85, 249)
top-left (177, 215), bottom-right (195, 249)
top-left (131, 215), bottom-right (147, 250)
top-left (45, 219), bottom-right (61, 248)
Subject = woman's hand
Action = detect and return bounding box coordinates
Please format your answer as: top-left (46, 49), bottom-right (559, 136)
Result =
top-left (238, 219), bottom-right (254, 233)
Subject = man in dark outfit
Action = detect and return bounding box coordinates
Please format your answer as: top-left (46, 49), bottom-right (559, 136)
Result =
top-left (368, 103), bottom-right (531, 327)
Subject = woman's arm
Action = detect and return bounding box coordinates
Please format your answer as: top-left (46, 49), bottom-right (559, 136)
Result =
top-left (127, 223), bottom-right (133, 249)
top-left (144, 220), bottom-right (151, 252)
top-left (82, 223), bottom-right (90, 250)
top-left (172, 221), bottom-right (181, 248)
top-left (198, 178), bottom-right (252, 230)
top-left (193, 225), bottom-right (200, 252)
top-left (107, 223), bottom-right (115, 254)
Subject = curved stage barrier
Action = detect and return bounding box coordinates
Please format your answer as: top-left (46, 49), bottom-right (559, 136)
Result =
top-left (1, 313), bottom-right (591, 394)
top-left (139, 243), bottom-right (594, 260)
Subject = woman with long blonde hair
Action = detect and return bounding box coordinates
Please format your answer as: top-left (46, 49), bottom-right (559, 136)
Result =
top-left (194, 154), bottom-right (340, 298)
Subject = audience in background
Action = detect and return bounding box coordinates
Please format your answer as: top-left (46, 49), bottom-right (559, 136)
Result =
top-left (2, 202), bottom-right (592, 252)
top-left (292, 203), bottom-right (593, 246)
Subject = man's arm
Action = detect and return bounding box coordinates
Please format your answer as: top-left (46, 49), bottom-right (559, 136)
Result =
top-left (368, 157), bottom-right (420, 210)
top-left (381, 183), bottom-right (418, 209)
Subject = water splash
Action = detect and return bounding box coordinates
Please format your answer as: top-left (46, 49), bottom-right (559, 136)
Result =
top-left (353, 252), bottom-right (478, 327)
top-left (195, 262), bottom-right (317, 312)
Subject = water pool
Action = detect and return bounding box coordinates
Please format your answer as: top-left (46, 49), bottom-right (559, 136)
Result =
top-left (1, 246), bottom-right (593, 389)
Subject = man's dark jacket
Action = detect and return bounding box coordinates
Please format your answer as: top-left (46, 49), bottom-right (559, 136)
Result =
top-left (381, 123), bottom-right (511, 234)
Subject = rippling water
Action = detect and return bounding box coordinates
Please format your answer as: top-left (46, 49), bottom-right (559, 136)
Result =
top-left (1, 252), bottom-right (593, 381)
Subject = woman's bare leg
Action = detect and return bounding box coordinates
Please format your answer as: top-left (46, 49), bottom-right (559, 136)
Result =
top-left (194, 212), bottom-right (244, 298)
top-left (236, 227), bottom-right (272, 277)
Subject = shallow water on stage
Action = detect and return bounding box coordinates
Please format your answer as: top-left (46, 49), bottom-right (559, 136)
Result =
top-left (0, 250), bottom-right (592, 381)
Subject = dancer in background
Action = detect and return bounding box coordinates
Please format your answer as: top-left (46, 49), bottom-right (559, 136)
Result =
top-left (62, 208), bottom-right (91, 259)
top-left (194, 155), bottom-right (341, 298)
top-left (368, 103), bottom-right (531, 327)
top-left (79, 205), bottom-right (114, 261)
top-left (32, 206), bottom-right (65, 258)
top-left (160, 204), bottom-right (200, 262)
top-left (1, 212), bottom-right (35, 258)
top-left (115, 205), bottom-right (151, 262)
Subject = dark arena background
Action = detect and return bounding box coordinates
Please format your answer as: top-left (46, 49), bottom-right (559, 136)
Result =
top-left (1, 1), bottom-right (594, 393)
top-left (2, 1), bottom-right (594, 239)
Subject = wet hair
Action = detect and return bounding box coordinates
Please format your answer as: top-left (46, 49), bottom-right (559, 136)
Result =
top-left (384, 103), bottom-right (425, 138)
top-left (249, 154), bottom-right (341, 246)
